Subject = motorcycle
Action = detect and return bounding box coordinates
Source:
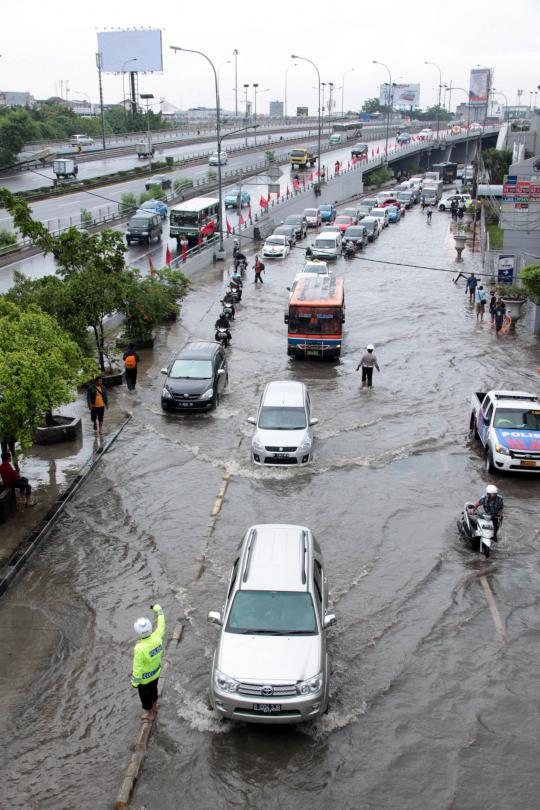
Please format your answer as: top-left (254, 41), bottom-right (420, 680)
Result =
top-left (457, 503), bottom-right (495, 558)
top-left (221, 301), bottom-right (235, 322)
top-left (342, 240), bottom-right (356, 258)
top-left (215, 327), bottom-right (231, 348)
top-left (229, 283), bottom-right (242, 303)
top-left (235, 258), bottom-right (247, 277)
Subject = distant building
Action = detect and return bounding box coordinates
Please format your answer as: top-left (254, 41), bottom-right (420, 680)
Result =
top-left (502, 105), bottom-right (532, 121)
top-left (455, 103), bottom-right (487, 124)
top-left (0, 91), bottom-right (35, 107)
top-left (269, 100), bottom-right (284, 118)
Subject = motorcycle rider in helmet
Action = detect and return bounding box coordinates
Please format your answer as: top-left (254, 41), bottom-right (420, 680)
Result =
top-left (473, 484), bottom-right (504, 541)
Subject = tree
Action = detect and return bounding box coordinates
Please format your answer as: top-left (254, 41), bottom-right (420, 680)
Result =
top-left (0, 189), bottom-right (128, 371)
top-left (520, 264), bottom-right (540, 303)
top-left (121, 266), bottom-right (191, 341)
top-left (0, 108), bottom-right (40, 168)
top-left (0, 301), bottom-right (96, 447)
top-left (362, 97), bottom-right (387, 114)
top-left (481, 148), bottom-right (513, 184)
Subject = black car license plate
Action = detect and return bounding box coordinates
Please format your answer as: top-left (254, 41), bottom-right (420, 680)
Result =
top-left (273, 453), bottom-right (289, 459)
top-left (253, 703), bottom-right (282, 713)
top-left (180, 402), bottom-right (194, 407)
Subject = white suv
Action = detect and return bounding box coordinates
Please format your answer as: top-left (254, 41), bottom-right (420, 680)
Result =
top-left (208, 523), bottom-right (337, 723)
top-left (249, 381), bottom-right (317, 466)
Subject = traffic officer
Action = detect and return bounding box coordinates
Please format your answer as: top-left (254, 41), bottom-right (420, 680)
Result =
top-left (131, 603), bottom-right (166, 720)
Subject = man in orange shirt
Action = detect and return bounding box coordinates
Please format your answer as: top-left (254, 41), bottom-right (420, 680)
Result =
top-left (86, 375), bottom-right (109, 433)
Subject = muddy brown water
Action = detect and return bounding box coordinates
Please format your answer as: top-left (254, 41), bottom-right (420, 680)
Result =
top-left (1, 206), bottom-right (539, 810)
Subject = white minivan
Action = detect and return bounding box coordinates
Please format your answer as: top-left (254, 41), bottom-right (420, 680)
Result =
top-left (370, 207), bottom-right (389, 229)
top-left (311, 231), bottom-right (342, 259)
top-left (249, 381), bottom-right (317, 466)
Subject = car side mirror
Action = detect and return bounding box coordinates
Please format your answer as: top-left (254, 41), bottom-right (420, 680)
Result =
top-left (247, 416), bottom-right (257, 425)
top-left (309, 418), bottom-right (318, 426)
top-left (160, 368), bottom-right (168, 374)
top-left (324, 613), bottom-right (337, 629)
top-left (208, 610), bottom-right (222, 626)
top-left (284, 314), bottom-right (289, 324)
top-left (286, 286), bottom-right (291, 292)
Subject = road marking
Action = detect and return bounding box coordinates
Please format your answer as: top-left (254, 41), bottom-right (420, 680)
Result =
top-left (479, 574), bottom-right (508, 642)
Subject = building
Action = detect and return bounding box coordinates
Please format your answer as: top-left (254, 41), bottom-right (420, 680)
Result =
top-left (269, 100), bottom-right (284, 118)
top-left (0, 91), bottom-right (35, 107)
top-left (455, 103), bottom-right (488, 124)
top-left (502, 106), bottom-right (532, 121)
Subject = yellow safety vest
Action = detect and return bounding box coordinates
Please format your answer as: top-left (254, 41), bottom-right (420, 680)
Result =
top-left (131, 605), bottom-right (166, 687)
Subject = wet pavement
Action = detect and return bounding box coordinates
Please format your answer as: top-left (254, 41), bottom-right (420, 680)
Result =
top-left (1, 202), bottom-right (539, 810)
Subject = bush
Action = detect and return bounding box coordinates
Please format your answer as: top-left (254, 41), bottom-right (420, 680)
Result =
top-left (207, 168), bottom-right (217, 180)
top-left (520, 264), bottom-right (540, 303)
top-left (120, 193), bottom-right (137, 214)
top-left (265, 150), bottom-right (276, 164)
top-left (174, 178), bottom-right (193, 192)
top-left (0, 230), bottom-right (17, 247)
top-left (364, 166), bottom-right (393, 187)
top-left (148, 184), bottom-right (166, 201)
top-left (80, 208), bottom-right (93, 228)
top-left (122, 266), bottom-right (191, 342)
top-left (165, 156), bottom-right (174, 167)
top-left (138, 191), bottom-right (152, 206)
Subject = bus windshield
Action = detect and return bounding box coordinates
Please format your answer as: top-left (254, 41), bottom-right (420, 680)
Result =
top-left (289, 306), bottom-right (342, 334)
top-left (171, 210), bottom-right (199, 225)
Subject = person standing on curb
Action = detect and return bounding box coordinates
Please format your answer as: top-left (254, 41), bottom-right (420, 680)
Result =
top-left (131, 604), bottom-right (166, 721)
top-left (489, 289), bottom-right (497, 327)
top-left (356, 344), bottom-right (380, 389)
top-left (254, 256), bottom-right (265, 284)
top-left (475, 285), bottom-right (487, 322)
top-left (123, 344), bottom-right (140, 391)
top-left (426, 205), bottom-right (433, 223)
top-left (493, 297), bottom-right (507, 338)
top-left (466, 273), bottom-right (478, 304)
top-left (87, 375), bottom-right (108, 434)
top-left (0, 451), bottom-right (36, 506)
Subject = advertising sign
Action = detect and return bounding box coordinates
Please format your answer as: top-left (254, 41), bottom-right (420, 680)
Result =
top-left (379, 83), bottom-right (420, 109)
top-left (497, 254), bottom-right (516, 285)
top-left (296, 106), bottom-right (309, 117)
top-left (97, 30), bottom-right (163, 73)
top-left (469, 68), bottom-right (492, 104)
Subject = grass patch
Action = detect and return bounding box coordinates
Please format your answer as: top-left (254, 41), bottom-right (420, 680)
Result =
top-left (487, 223), bottom-right (503, 250)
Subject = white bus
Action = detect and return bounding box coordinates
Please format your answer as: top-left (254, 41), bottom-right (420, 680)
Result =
top-left (169, 196), bottom-right (219, 245)
top-left (329, 121), bottom-right (364, 144)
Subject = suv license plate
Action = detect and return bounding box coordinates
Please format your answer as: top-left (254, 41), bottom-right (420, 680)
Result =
top-left (180, 402), bottom-right (194, 408)
top-left (520, 460), bottom-right (536, 467)
top-left (273, 453), bottom-right (289, 459)
top-left (253, 703), bottom-right (282, 713)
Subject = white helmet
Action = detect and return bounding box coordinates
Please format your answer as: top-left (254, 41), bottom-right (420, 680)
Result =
top-left (134, 617), bottom-right (152, 637)
top-left (367, 344), bottom-right (374, 351)
top-left (486, 484), bottom-right (498, 495)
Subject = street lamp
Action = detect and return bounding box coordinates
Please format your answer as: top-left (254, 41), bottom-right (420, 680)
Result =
top-left (450, 87), bottom-right (473, 185)
top-left (140, 92), bottom-right (154, 171)
top-left (425, 61), bottom-right (443, 139)
top-left (292, 54), bottom-right (322, 181)
top-left (373, 60), bottom-right (392, 164)
top-left (341, 68), bottom-right (355, 118)
top-left (328, 82), bottom-right (334, 121)
top-left (170, 45), bottom-right (225, 257)
top-left (243, 83), bottom-right (250, 145)
top-left (122, 58), bottom-right (138, 114)
top-left (253, 85), bottom-right (270, 145)
top-left (233, 49), bottom-right (239, 117)
top-left (491, 88), bottom-right (509, 146)
top-left (284, 62), bottom-right (298, 121)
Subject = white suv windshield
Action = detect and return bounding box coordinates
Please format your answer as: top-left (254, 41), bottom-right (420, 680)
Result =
top-left (226, 591), bottom-right (317, 635)
top-left (169, 359), bottom-right (213, 379)
top-left (259, 406), bottom-right (306, 430)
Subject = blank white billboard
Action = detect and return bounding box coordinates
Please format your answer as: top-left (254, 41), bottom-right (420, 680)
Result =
top-left (97, 30), bottom-right (163, 73)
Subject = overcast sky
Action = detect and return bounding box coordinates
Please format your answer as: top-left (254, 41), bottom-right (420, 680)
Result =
top-left (2, 0), bottom-right (540, 114)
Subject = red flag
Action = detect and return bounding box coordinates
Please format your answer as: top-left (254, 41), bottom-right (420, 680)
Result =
top-left (239, 212), bottom-right (245, 225)
top-left (293, 178), bottom-right (299, 191)
top-left (165, 245), bottom-right (172, 265)
top-left (267, 193), bottom-right (271, 204)
top-left (182, 241), bottom-right (187, 262)
top-left (286, 184), bottom-right (290, 196)
top-left (248, 204), bottom-right (252, 222)
top-left (347, 160), bottom-right (350, 170)
top-left (226, 216), bottom-right (232, 235)
top-left (148, 255), bottom-right (156, 275)
top-left (352, 155), bottom-right (357, 165)
top-left (376, 146), bottom-right (380, 155)
top-left (260, 195), bottom-right (268, 209)
top-left (309, 171), bottom-right (313, 182)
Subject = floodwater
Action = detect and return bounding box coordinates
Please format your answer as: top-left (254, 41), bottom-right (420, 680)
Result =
top-left (1, 204), bottom-right (540, 810)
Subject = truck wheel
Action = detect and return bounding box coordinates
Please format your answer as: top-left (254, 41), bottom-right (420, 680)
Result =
top-left (469, 413), bottom-right (478, 438)
top-left (485, 450), bottom-right (495, 473)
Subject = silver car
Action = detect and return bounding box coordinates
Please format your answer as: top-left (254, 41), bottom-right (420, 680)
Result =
top-left (249, 380), bottom-right (317, 466)
top-left (208, 523), bottom-right (337, 723)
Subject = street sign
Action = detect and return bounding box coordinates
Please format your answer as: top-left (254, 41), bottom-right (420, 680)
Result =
top-left (497, 254), bottom-right (516, 285)
top-left (267, 166), bottom-right (283, 181)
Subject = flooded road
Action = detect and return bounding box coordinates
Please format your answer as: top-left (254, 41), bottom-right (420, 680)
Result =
top-left (1, 203), bottom-right (540, 810)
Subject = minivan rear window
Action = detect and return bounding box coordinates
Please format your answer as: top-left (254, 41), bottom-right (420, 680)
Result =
top-left (226, 591), bottom-right (317, 635)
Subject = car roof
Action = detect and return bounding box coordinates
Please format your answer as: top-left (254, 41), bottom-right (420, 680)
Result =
top-left (239, 524), bottom-right (312, 592)
top-left (131, 210), bottom-right (156, 219)
top-left (263, 380), bottom-right (306, 407)
top-left (176, 341), bottom-right (219, 360)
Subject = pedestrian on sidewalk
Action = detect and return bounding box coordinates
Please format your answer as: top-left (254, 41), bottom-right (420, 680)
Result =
top-left (0, 451), bottom-right (35, 506)
top-left (356, 344), bottom-right (380, 389)
top-left (426, 205), bottom-right (433, 223)
top-left (489, 289), bottom-right (497, 327)
top-left (87, 375), bottom-right (108, 434)
top-left (123, 344), bottom-right (140, 391)
top-left (421, 195), bottom-right (426, 212)
top-left (254, 257), bottom-right (265, 284)
top-left (466, 273), bottom-right (478, 304)
top-left (131, 604), bottom-right (166, 721)
top-left (475, 285), bottom-right (487, 322)
top-left (493, 297), bottom-right (507, 337)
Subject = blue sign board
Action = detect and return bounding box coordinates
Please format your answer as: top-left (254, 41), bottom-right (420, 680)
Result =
top-left (497, 254), bottom-right (516, 285)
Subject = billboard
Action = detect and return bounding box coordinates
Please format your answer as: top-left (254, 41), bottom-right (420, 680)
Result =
top-left (296, 106), bottom-right (309, 117)
top-left (97, 30), bottom-right (163, 73)
top-left (469, 68), bottom-right (492, 104)
top-left (379, 83), bottom-right (420, 109)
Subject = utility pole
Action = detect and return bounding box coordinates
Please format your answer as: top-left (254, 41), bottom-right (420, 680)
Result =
top-left (233, 50), bottom-right (239, 117)
top-left (140, 93), bottom-right (154, 171)
top-left (243, 84), bottom-right (249, 146)
top-left (96, 52), bottom-right (106, 150)
top-left (328, 82), bottom-right (334, 124)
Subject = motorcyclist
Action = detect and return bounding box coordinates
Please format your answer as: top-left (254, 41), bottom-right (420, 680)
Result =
top-left (342, 239), bottom-right (355, 255)
top-left (215, 322), bottom-right (232, 346)
top-left (473, 484), bottom-right (504, 541)
top-left (233, 249), bottom-right (247, 270)
top-left (305, 246), bottom-right (314, 259)
top-left (221, 292), bottom-right (236, 320)
top-left (230, 274), bottom-right (243, 301)
top-left (215, 312), bottom-right (230, 330)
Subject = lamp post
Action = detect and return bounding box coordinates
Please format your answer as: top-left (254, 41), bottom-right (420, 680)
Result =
top-left (284, 62), bottom-right (298, 121)
top-left (341, 68), bottom-right (355, 118)
top-left (425, 61), bottom-right (443, 138)
top-left (171, 46), bottom-right (226, 257)
top-left (95, 53), bottom-right (106, 151)
top-left (233, 49), bottom-right (239, 117)
top-left (292, 54), bottom-right (322, 182)
top-left (328, 82), bottom-right (334, 122)
top-left (140, 92), bottom-right (154, 171)
top-left (491, 88), bottom-right (509, 146)
top-left (450, 87), bottom-right (473, 185)
top-left (243, 83), bottom-right (249, 145)
top-left (373, 60), bottom-right (392, 164)
top-left (253, 85), bottom-right (270, 145)
top-left (122, 58), bottom-right (137, 113)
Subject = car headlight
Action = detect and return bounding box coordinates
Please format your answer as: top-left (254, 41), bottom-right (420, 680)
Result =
top-left (214, 670), bottom-right (239, 693)
top-left (299, 436), bottom-right (312, 450)
top-left (252, 436), bottom-right (264, 451)
top-left (297, 673), bottom-right (323, 695)
top-left (162, 387), bottom-right (173, 400)
top-left (495, 443), bottom-right (510, 456)
top-left (200, 388), bottom-right (214, 400)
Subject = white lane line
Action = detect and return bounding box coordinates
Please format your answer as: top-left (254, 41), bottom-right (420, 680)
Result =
top-left (479, 575), bottom-right (508, 642)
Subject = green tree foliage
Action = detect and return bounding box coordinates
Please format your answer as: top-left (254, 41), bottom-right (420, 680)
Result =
top-left (481, 148), bottom-right (513, 184)
top-left (121, 192), bottom-right (137, 213)
top-left (0, 108), bottom-right (40, 167)
top-left (0, 230), bottom-right (17, 247)
top-left (361, 98), bottom-right (387, 114)
top-left (411, 105), bottom-right (452, 122)
top-left (520, 264), bottom-right (540, 303)
top-left (0, 300), bottom-right (96, 447)
top-left (122, 266), bottom-right (191, 341)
